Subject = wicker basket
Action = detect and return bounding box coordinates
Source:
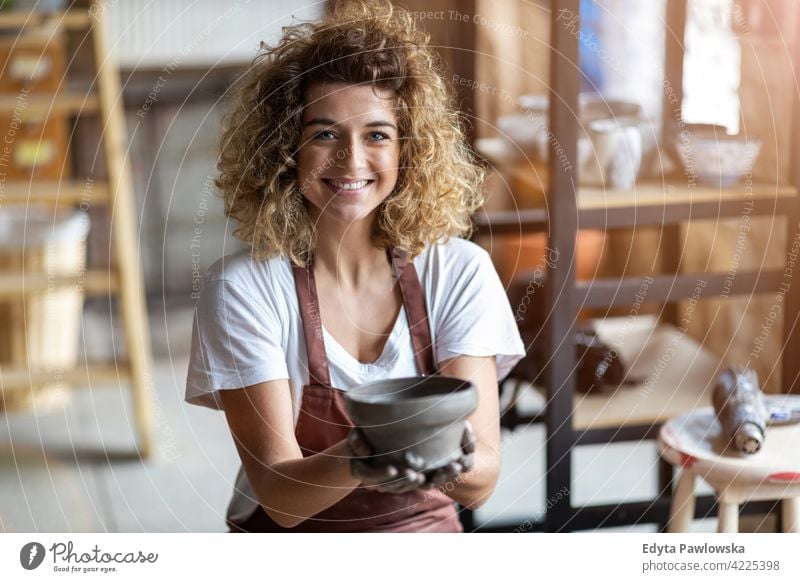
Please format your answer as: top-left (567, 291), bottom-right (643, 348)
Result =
top-left (0, 207), bottom-right (90, 413)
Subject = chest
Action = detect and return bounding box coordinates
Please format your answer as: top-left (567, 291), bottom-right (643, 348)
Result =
top-left (315, 283), bottom-right (404, 365)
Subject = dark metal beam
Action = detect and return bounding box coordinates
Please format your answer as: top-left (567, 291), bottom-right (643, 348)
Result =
top-left (544, 0), bottom-right (581, 532)
top-left (783, 2), bottom-right (800, 394)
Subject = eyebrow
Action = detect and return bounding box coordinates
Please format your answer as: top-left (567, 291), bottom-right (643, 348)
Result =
top-left (304, 117), bottom-right (397, 130)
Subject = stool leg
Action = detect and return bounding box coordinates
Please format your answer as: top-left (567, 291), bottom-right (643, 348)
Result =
top-left (717, 500), bottom-right (739, 533)
top-left (781, 498), bottom-right (800, 533)
top-left (668, 469), bottom-right (696, 533)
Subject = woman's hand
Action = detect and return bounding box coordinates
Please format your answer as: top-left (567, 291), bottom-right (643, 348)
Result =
top-left (346, 421), bottom-right (476, 493)
top-left (347, 428), bottom-right (427, 493)
top-left (422, 421), bottom-right (476, 489)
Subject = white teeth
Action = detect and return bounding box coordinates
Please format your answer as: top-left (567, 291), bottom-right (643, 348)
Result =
top-left (327, 179), bottom-right (369, 190)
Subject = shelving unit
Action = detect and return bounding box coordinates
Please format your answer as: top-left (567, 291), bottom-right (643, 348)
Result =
top-left (476, 136), bottom-right (798, 226)
top-left (467, 0), bottom-right (800, 531)
top-left (0, 4), bottom-right (153, 457)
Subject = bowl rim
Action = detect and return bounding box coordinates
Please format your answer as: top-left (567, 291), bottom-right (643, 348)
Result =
top-left (344, 375), bottom-right (476, 406)
top-left (675, 131), bottom-right (762, 147)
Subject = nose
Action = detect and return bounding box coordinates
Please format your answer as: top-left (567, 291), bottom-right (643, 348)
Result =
top-left (335, 133), bottom-right (367, 172)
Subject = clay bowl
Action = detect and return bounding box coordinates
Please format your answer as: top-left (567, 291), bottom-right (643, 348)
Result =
top-left (343, 376), bottom-right (478, 471)
top-left (675, 126), bottom-right (762, 187)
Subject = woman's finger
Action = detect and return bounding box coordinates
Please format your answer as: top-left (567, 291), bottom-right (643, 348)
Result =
top-left (402, 450), bottom-right (426, 471)
top-left (441, 462), bottom-right (463, 483)
top-left (351, 458), bottom-right (397, 483)
top-left (461, 421), bottom-right (477, 455)
top-left (428, 468), bottom-right (452, 487)
top-left (460, 452), bottom-right (475, 472)
top-left (347, 428), bottom-right (373, 458)
top-left (369, 468), bottom-right (426, 493)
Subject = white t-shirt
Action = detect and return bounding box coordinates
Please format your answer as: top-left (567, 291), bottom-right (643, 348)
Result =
top-left (185, 236), bottom-right (526, 524)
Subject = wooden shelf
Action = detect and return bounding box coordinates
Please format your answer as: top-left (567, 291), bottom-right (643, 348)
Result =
top-left (510, 315), bottom-right (721, 431)
top-left (474, 136), bottom-right (798, 233)
top-left (0, 10), bottom-right (91, 31)
top-left (0, 363), bottom-right (129, 391)
top-left (0, 4), bottom-right (154, 457)
top-left (477, 136), bottom-right (796, 208)
top-left (578, 270), bottom-right (785, 308)
top-left (0, 270), bottom-right (119, 299)
top-left (0, 180), bottom-right (110, 205)
top-left (581, 181), bottom-right (795, 211)
top-left (0, 91), bottom-right (100, 116)
top-left (484, 0), bottom-right (800, 533)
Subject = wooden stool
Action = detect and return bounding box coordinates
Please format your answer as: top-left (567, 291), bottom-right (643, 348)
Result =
top-left (658, 395), bottom-right (800, 533)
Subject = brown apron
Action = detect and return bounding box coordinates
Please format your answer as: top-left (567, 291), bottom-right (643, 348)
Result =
top-left (228, 247), bottom-right (462, 532)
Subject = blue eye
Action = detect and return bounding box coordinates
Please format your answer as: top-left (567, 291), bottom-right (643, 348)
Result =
top-left (314, 130), bottom-right (335, 140)
top-left (368, 132), bottom-right (390, 142)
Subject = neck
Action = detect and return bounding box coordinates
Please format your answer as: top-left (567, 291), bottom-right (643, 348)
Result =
top-left (312, 214), bottom-right (389, 289)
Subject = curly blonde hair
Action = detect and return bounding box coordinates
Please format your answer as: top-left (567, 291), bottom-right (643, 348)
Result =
top-left (216, 0), bottom-right (485, 265)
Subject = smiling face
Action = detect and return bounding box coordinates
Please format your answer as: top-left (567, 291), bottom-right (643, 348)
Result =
top-left (296, 82), bottom-right (401, 229)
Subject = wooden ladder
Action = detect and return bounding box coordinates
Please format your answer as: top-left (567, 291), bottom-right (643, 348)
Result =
top-left (0, 3), bottom-right (153, 457)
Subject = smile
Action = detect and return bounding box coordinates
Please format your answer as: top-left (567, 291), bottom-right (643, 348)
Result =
top-left (322, 179), bottom-right (374, 192)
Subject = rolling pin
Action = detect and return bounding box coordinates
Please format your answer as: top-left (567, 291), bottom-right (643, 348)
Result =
top-left (712, 367), bottom-right (768, 455)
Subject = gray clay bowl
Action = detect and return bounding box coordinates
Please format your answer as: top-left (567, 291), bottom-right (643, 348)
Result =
top-left (675, 126), bottom-right (762, 187)
top-left (343, 375), bottom-right (478, 471)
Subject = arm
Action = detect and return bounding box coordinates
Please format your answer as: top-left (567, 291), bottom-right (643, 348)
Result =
top-left (219, 379), bottom-right (361, 529)
top-left (435, 354), bottom-right (502, 510)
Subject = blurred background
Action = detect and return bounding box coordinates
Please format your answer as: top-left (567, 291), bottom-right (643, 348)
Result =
top-left (1, 0), bottom-right (798, 533)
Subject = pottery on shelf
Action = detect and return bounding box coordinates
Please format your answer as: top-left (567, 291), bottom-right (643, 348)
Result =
top-left (496, 112), bottom-right (550, 161)
top-left (497, 93), bottom-right (644, 189)
top-left (343, 375), bottom-right (478, 471)
top-left (675, 126), bottom-right (762, 187)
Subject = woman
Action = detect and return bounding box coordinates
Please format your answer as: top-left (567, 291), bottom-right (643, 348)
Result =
top-left (185, 0), bottom-right (525, 532)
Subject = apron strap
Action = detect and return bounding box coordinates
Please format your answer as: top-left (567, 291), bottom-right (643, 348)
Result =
top-left (387, 247), bottom-right (437, 376)
top-left (291, 258), bottom-right (332, 387)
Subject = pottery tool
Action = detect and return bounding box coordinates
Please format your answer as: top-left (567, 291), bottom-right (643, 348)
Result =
top-left (712, 367), bottom-right (769, 455)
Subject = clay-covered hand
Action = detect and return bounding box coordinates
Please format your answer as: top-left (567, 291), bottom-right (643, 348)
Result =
top-left (347, 427), bottom-right (428, 494)
top-left (421, 420), bottom-right (476, 490)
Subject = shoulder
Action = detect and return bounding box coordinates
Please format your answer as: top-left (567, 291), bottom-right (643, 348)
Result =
top-left (413, 236), bottom-right (492, 276)
top-left (200, 249), bottom-right (294, 316)
top-left (206, 248), bottom-right (288, 282)
top-left (206, 248), bottom-right (290, 286)
top-left (415, 236), bottom-right (489, 265)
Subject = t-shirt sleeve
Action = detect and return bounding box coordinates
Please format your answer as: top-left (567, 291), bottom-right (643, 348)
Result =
top-left (433, 247), bottom-right (526, 381)
top-left (185, 277), bottom-right (289, 410)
